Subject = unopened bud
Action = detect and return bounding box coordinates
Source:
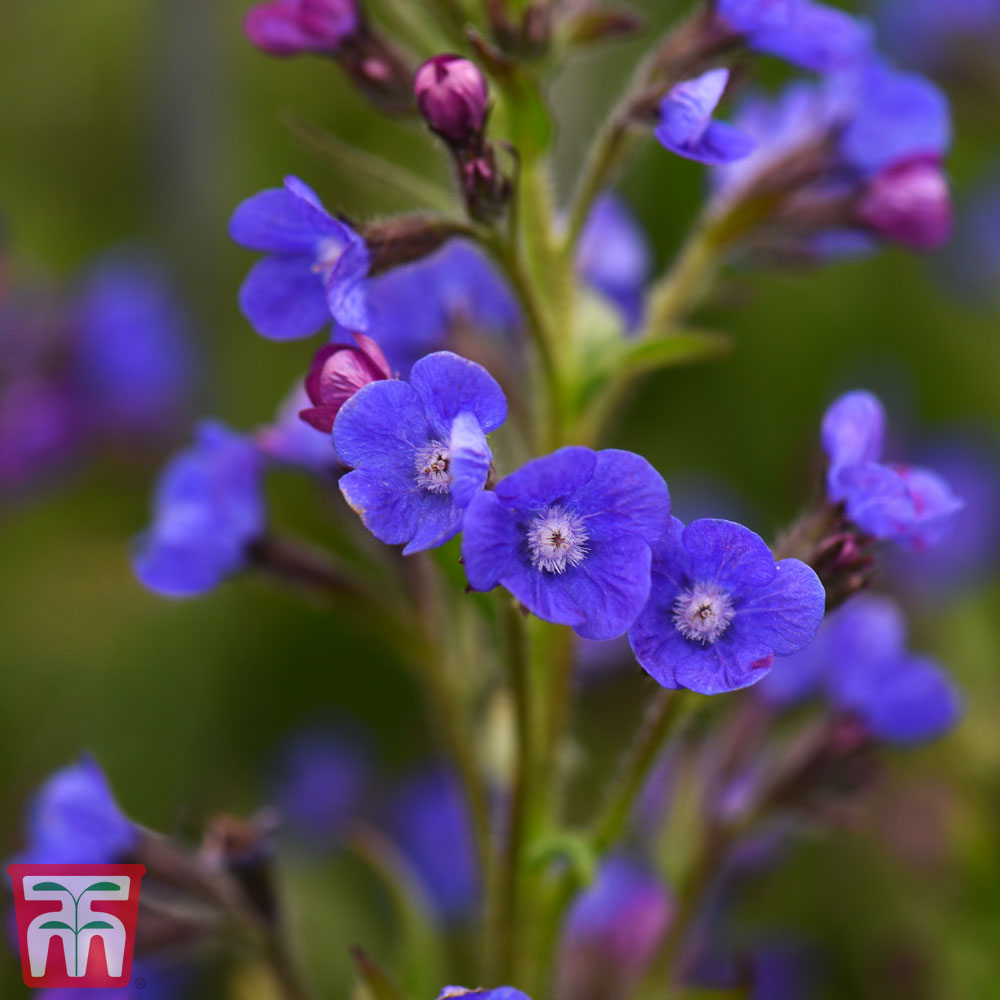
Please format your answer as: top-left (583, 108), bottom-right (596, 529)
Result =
top-left (414, 55), bottom-right (490, 145)
top-left (855, 157), bottom-right (952, 251)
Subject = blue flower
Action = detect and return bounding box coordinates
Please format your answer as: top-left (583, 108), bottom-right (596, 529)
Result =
top-left (133, 421), bottom-right (266, 596)
top-left (39, 960), bottom-right (186, 1000)
top-left (15, 757), bottom-right (137, 866)
top-left (386, 766), bottom-right (480, 921)
top-left (758, 595), bottom-right (963, 745)
top-left (878, 0), bottom-right (1000, 70)
top-left (462, 447), bottom-right (671, 640)
top-left (716, 0), bottom-right (873, 72)
top-left (75, 251), bottom-right (193, 434)
top-left (437, 990), bottom-right (531, 1000)
top-left (655, 69), bottom-right (756, 166)
top-left (628, 518), bottom-right (825, 695)
top-left (230, 176), bottom-right (369, 339)
top-left (575, 193), bottom-right (652, 332)
top-left (559, 857), bottom-right (671, 999)
top-left (341, 240), bottom-right (520, 376)
top-left (334, 351), bottom-right (506, 554)
top-left (822, 391), bottom-right (963, 550)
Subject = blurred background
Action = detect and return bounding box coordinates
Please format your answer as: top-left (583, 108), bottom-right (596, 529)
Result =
top-left (1, 0), bottom-right (998, 996)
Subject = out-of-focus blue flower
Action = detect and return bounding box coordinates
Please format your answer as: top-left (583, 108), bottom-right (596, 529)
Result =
top-left (656, 69), bottom-right (756, 166)
top-left (629, 518), bottom-right (825, 695)
top-left (558, 856), bottom-right (672, 1000)
top-left (941, 171), bottom-right (1000, 303)
top-left (437, 990), bottom-right (530, 1000)
top-left (387, 767), bottom-right (480, 921)
top-left (75, 252), bottom-right (193, 434)
top-left (270, 727), bottom-right (369, 844)
top-left (693, 941), bottom-right (815, 999)
top-left (335, 351), bottom-right (506, 553)
top-left (39, 961), bottom-right (185, 1000)
top-left (575, 193), bottom-right (651, 332)
top-left (257, 382), bottom-right (339, 472)
top-left (133, 421), bottom-right (266, 597)
top-left (245, 0), bottom-right (359, 57)
top-left (822, 390), bottom-right (963, 550)
top-left (346, 241), bottom-right (520, 376)
top-left (230, 176), bottom-right (369, 339)
top-left (878, 0), bottom-right (1000, 70)
top-left (758, 594), bottom-right (963, 745)
top-left (463, 447), bottom-right (670, 640)
top-left (716, 0), bottom-right (873, 72)
top-left (15, 757), bottom-right (137, 866)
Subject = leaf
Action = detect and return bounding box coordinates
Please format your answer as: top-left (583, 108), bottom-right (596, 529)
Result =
top-left (526, 830), bottom-right (597, 885)
top-left (39, 921), bottom-right (72, 931)
top-left (84, 882), bottom-right (122, 893)
top-left (350, 947), bottom-right (410, 1000)
top-left (31, 881), bottom-right (69, 893)
top-left (81, 921), bottom-right (114, 930)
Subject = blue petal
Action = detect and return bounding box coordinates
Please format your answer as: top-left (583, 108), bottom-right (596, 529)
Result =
top-left (410, 351), bottom-right (507, 438)
top-left (822, 390), bottom-right (887, 484)
top-left (697, 120), bottom-right (758, 164)
top-left (862, 655), bottom-right (962, 745)
top-left (495, 447), bottom-right (597, 510)
top-left (462, 491), bottom-right (524, 591)
top-left (229, 177), bottom-right (338, 253)
top-left (682, 519), bottom-right (777, 590)
top-left (748, 2), bottom-right (874, 72)
top-left (892, 465), bottom-right (965, 551)
top-left (659, 68), bottom-right (730, 148)
top-left (449, 411), bottom-right (491, 509)
top-left (239, 254), bottom-right (333, 340)
top-left (133, 535), bottom-right (234, 597)
top-left (324, 230), bottom-right (371, 330)
top-left (401, 495), bottom-right (464, 554)
top-left (733, 557), bottom-right (826, 656)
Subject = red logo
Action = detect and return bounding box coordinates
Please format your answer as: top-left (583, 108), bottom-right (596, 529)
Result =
top-left (7, 864), bottom-right (145, 988)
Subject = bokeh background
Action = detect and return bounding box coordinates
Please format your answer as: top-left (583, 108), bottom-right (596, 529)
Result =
top-left (1, 0), bottom-right (998, 996)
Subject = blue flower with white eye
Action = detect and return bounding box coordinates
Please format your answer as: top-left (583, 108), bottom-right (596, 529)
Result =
top-left (133, 421), bottom-right (266, 596)
top-left (229, 175), bottom-right (369, 339)
top-left (656, 69), bottom-right (756, 166)
top-left (822, 390), bottom-right (963, 551)
top-left (628, 518), bottom-right (825, 695)
top-left (758, 594), bottom-right (962, 745)
top-left (436, 989), bottom-right (531, 1000)
top-left (14, 757), bottom-right (137, 866)
top-left (716, 0), bottom-right (873, 72)
top-left (334, 351), bottom-right (506, 554)
top-left (463, 447), bottom-right (670, 640)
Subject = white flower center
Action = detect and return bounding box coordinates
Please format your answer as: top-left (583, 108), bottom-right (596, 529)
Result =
top-left (672, 582), bottom-right (735, 644)
top-left (313, 236), bottom-right (346, 273)
top-left (415, 440), bottom-right (452, 494)
top-left (527, 505), bottom-right (589, 574)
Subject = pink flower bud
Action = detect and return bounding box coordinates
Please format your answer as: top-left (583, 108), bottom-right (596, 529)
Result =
top-left (245, 0), bottom-right (359, 57)
top-left (414, 55), bottom-right (489, 145)
top-left (299, 333), bottom-right (392, 432)
top-left (855, 157), bottom-right (952, 251)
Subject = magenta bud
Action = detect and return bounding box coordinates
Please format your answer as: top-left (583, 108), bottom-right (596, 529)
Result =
top-left (299, 333), bottom-right (393, 432)
top-left (244, 0), bottom-right (359, 57)
top-left (855, 157), bottom-right (952, 251)
top-left (414, 55), bottom-right (490, 145)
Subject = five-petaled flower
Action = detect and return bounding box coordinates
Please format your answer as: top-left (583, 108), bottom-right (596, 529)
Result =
top-left (334, 351), bottom-right (506, 554)
top-left (823, 390), bottom-right (963, 550)
top-left (462, 447), bottom-right (671, 640)
top-left (628, 517), bottom-right (826, 695)
top-left (230, 176), bottom-right (370, 340)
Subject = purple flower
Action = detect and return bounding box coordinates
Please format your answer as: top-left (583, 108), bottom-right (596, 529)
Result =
top-left (628, 518), bottom-right (825, 695)
top-left (345, 240), bottom-right (520, 376)
top-left (244, 0), bottom-right (359, 57)
top-left (271, 727), bottom-right (369, 843)
top-left (256, 383), bottom-right (338, 472)
top-left (854, 157), bottom-right (952, 250)
top-left (716, 0), bottom-right (873, 72)
top-left (437, 990), bottom-right (530, 1000)
top-left (15, 757), bottom-right (137, 866)
top-left (575, 193), bottom-right (651, 332)
top-left (655, 69), bottom-right (756, 166)
top-left (462, 447), bottom-right (671, 640)
top-left (878, 0), bottom-right (1000, 70)
top-left (230, 176), bottom-right (369, 340)
top-left (133, 421), bottom-right (266, 596)
top-left (387, 767), bottom-right (480, 921)
top-left (558, 857), bottom-right (672, 1000)
top-left (75, 252), bottom-right (193, 433)
top-left (759, 595), bottom-right (962, 745)
top-left (299, 332), bottom-right (392, 433)
top-left (414, 55), bottom-right (490, 145)
top-left (822, 391), bottom-right (963, 550)
top-left (335, 351), bottom-right (506, 554)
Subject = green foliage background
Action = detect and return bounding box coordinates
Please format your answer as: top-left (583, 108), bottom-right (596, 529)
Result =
top-left (0, 1), bottom-right (998, 996)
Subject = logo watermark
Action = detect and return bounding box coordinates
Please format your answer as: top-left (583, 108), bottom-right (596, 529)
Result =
top-left (7, 863), bottom-right (145, 988)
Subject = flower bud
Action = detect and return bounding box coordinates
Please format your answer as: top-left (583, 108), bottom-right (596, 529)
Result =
top-left (244, 0), bottom-right (359, 57)
top-left (855, 157), bottom-right (952, 251)
top-left (414, 55), bottom-right (490, 145)
top-left (299, 333), bottom-right (392, 433)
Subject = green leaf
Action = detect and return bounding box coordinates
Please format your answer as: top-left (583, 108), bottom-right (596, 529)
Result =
top-left (526, 830), bottom-right (598, 885)
top-left (81, 920), bottom-right (113, 930)
top-left (39, 921), bottom-right (72, 931)
top-left (84, 882), bottom-right (122, 893)
top-left (350, 947), bottom-right (410, 1000)
top-left (32, 881), bottom-right (69, 893)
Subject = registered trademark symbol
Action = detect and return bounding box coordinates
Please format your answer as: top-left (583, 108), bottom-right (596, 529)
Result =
top-left (135, 977), bottom-right (147, 989)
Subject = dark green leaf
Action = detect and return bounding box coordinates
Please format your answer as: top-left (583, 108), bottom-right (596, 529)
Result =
top-left (32, 882), bottom-right (69, 893)
top-left (84, 882), bottom-right (122, 893)
top-left (39, 921), bottom-right (72, 931)
top-left (81, 920), bottom-right (113, 930)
